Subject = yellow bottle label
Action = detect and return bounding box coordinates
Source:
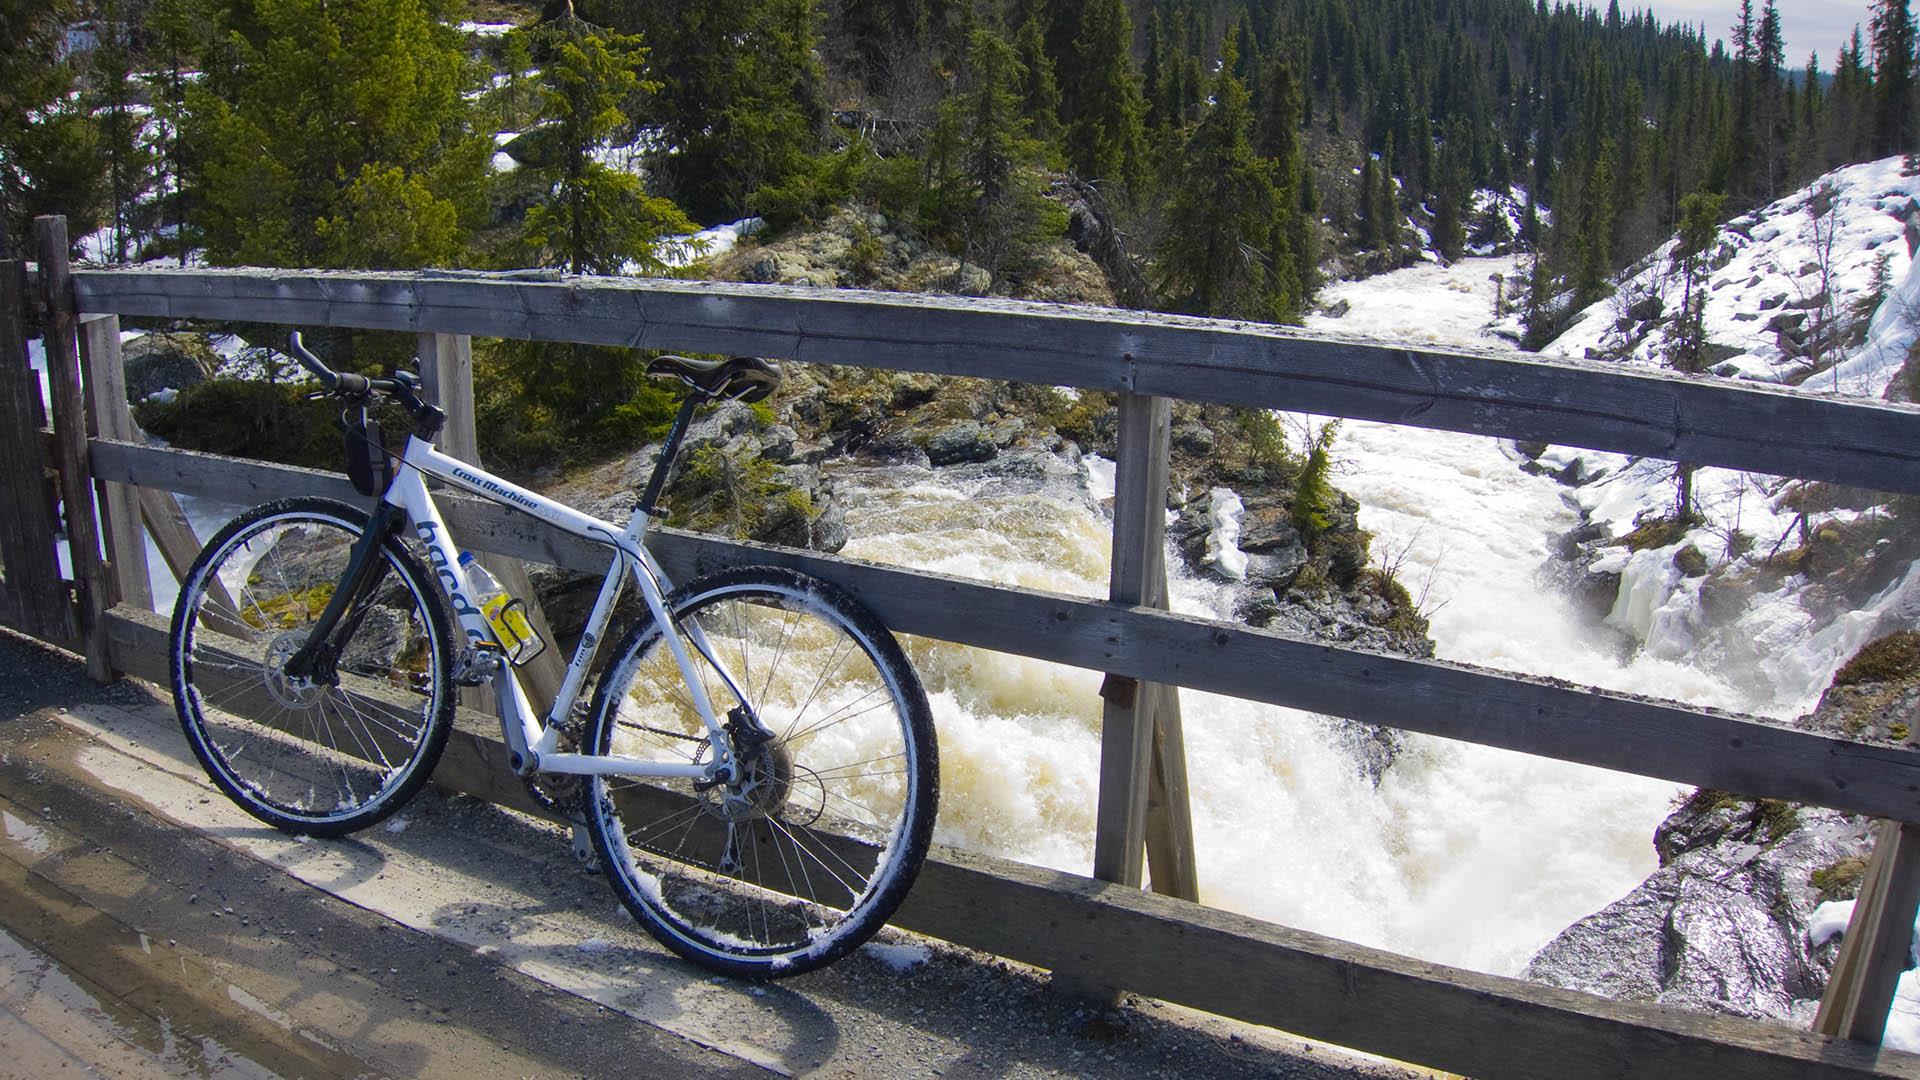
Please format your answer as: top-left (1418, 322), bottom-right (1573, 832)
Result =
top-left (481, 594), bottom-right (542, 663)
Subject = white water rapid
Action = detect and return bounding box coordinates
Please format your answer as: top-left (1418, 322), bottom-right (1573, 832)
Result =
top-left (831, 257), bottom-right (1787, 978)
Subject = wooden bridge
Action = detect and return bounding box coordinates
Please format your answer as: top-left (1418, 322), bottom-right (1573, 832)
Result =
top-left (6, 214), bottom-right (1920, 1078)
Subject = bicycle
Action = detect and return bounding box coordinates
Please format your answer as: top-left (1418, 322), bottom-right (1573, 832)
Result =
top-left (167, 332), bottom-right (939, 978)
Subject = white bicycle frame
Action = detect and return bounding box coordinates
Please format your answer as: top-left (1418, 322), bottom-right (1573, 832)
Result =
top-left (384, 433), bottom-right (744, 783)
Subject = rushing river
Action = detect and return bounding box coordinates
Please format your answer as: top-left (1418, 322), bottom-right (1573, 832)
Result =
top-left (830, 257), bottom-right (1791, 977)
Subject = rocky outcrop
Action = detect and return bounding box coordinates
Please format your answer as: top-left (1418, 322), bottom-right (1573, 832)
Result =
top-left (123, 332), bottom-right (218, 403)
top-left (1525, 631), bottom-right (1920, 1022)
top-left (710, 207), bottom-right (1115, 307)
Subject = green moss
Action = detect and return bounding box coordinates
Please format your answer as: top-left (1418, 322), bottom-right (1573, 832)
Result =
top-left (1891, 722), bottom-right (1911, 741)
top-left (1811, 856), bottom-right (1870, 904)
top-left (1621, 514), bottom-right (1697, 552)
top-left (1833, 631), bottom-right (1920, 687)
top-left (1679, 789), bottom-right (1800, 844)
top-left (1672, 544), bottom-right (1708, 577)
top-left (1755, 798), bottom-right (1800, 842)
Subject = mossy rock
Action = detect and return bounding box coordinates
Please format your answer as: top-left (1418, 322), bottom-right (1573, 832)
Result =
top-left (1810, 855), bottom-right (1870, 903)
top-left (1672, 544), bottom-right (1708, 577)
top-left (1621, 514), bottom-right (1697, 552)
top-left (1833, 631), bottom-right (1920, 687)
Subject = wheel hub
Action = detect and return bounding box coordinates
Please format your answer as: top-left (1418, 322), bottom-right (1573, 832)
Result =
top-left (703, 724), bottom-right (794, 823)
top-left (263, 630), bottom-right (326, 709)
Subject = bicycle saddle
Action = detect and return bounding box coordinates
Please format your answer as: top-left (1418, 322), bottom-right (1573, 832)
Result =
top-left (646, 354), bottom-right (783, 403)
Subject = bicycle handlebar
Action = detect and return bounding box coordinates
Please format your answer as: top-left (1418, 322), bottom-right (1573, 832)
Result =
top-left (288, 331), bottom-right (372, 396)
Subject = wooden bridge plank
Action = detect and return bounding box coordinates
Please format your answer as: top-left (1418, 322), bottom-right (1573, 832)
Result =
top-left (70, 266), bottom-right (1920, 494)
top-left (87, 437), bottom-right (1920, 825)
top-left (100, 601), bottom-right (1920, 1080)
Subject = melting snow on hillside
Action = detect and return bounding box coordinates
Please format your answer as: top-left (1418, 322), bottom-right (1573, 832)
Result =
top-left (1527, 156), bottom-right (1920, 712)
top-left (1550, 155), bottom-right (1920, 398)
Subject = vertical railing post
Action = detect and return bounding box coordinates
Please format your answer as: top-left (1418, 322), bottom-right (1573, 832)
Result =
top-left (1092, 391), bottom-right (1197, 900)
top-left (0, 257), bottom-right (69, 642)
top-left (416, 332), bottom-right (567, 709)
top-left (35, 216), bottom-right (114, 680)
top-left (1814, 818), bottom-right (1920, 1043)
top-left (80, 313), bottom-right (153, 610)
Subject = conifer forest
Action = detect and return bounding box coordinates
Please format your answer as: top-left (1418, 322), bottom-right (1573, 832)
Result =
top-left (4, 0), bottom-right (1918, 460)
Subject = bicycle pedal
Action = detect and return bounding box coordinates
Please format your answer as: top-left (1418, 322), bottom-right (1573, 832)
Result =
top-left (453, 646), bottom-right (504, 686)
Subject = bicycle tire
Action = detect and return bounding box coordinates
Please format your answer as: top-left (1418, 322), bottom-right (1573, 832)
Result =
top-left (169, 496), bottom-right (455, 837)
top-left (583, 565), bottom-right (938, 978)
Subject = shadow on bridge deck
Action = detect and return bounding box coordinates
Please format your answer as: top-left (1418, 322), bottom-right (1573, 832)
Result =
top-left (0, 628), bottom-right (1432, 1080)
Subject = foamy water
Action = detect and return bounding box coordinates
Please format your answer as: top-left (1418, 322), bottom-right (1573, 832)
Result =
top-left (821, 258), bottom-right (1764, 975)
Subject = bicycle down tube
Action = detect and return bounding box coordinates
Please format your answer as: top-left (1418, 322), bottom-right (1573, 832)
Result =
top-left (385, 434), bottom-right (744, 782)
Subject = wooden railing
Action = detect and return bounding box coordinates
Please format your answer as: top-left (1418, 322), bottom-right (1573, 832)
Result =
top-left (9, 214), bottom-right (1920, 1078)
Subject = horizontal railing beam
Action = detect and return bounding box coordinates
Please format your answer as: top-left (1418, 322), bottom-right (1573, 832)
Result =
top-left (71, 267), bottom-right (1920, 494)
top-left (97, 602), bottom-right (1920, 1080)
top-left (91, 436), bottom-right (1920, 823)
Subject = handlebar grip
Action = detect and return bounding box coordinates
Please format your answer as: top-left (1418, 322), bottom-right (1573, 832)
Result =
top-left (287, 331), bottom-right (337, 389)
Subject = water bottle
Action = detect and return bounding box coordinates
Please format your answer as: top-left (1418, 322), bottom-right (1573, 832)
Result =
top-left (459, 551), bottom-right (544, 665)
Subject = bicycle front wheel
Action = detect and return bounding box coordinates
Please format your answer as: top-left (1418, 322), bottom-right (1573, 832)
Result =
top-left (169, 497), bottom-right (455, 836)
top-left (584, 565), bottom-right (938, 978)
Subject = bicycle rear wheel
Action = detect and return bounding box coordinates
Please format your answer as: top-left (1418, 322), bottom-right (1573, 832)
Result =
top-left (583, 565), bottom-right (938, 978)
top-left (169, 497), bottom-right (455, 836)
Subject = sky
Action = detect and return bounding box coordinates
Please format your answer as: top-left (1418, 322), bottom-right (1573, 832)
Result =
top-left (1640, 1), bottom-right (1875, 68)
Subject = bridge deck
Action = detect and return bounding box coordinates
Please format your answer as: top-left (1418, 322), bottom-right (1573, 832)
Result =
top-left (0, 628), bottom-right (1426, 1080)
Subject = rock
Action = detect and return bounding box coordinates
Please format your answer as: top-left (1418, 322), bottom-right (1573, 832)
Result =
top-left (1731, 311), bottom-right (1760, 322)
top-left (1765, 311), bottom-right (1808, 334)
top-left (1243, 548), bottom-right (1307, 591)
top-left (1530, 633), bottom-right (1920, 1022)
top-left (924, 421), bottom-right (998, 467)
top-left (1785, 291), bottom-right (1829, 311)
top-left (123, 333), bottom-right (217, 403)
top-left (1321, 298), bottom-right (1352, 318)
top-left (1673, 544), bottom-right (1709, 577)
top-left (1525, 792), bottom-right (1865, 1021)
top-left (1171, 422), bottom-right (1215, 455)
top-left (987, 418), bottom-right (1026, 448)
top-left (1699, 343), bottom-right (1745, 366)
top-left (758, 424), bottom-right (800, 463)
top-left (1571, 568), bottom-right (1622, 618)
top-left (1758, 293), bottom-right (1787, 311)
top-left (1627, 294), bottom-right (1664, 322)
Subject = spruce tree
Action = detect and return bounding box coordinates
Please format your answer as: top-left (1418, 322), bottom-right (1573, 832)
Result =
top-left (924, 28), bottom-right (1062, 286)
top-left (594, 0), bottom-right (826, 223)
top-left (86, 0), bottom-right (157, 262)
top-left (515, 16), bottom-right (697, 275)
top-left (0, 0), bottom-right (103, 257)
top-left (1013, 16), bottom-right (1063, 146)
top-left (185, 0), bottom-right (490, 269)
top-left (1064, 0), bottom-right (1147, 192)
top-left (1872, 0), bottom-right (1918, 157)
top-left (1154, 35), bottom-right (1305, 323)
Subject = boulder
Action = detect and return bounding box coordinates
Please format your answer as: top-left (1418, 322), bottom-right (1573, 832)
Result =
top-left (123, 332), bottom-right (217, 403)
top-left (1526, 793), bottom-right (1863, 1021)
top-left (1627, 294), bottom-right (1664, 322)
top-left (924, 420), bottom-right (998, 466)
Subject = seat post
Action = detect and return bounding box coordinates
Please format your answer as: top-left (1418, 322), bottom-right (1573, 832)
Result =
top-left (636, 392), bottom-right (706, 517)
